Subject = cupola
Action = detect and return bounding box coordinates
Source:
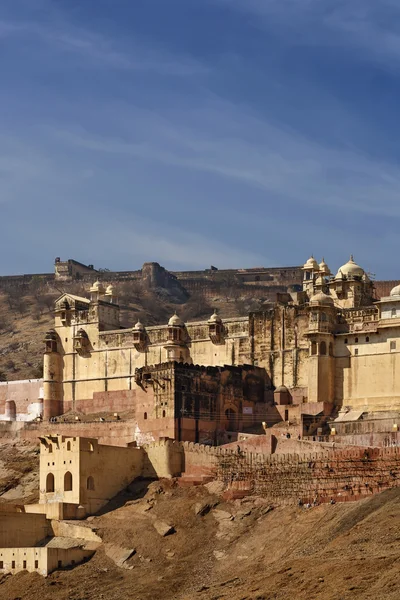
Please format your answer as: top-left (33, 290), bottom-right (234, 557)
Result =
top-left (208, 310), bottom-right (223, 343)
top-left (133, 320), bottom-right (146, 348)
top-left (44, 329), bottom-right (58, 353)
top-left (73, 328), bottom-right (89, 352)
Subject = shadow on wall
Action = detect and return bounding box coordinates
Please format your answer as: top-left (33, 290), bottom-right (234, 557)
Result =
top-left (94, 478), bottom-right (152, 517)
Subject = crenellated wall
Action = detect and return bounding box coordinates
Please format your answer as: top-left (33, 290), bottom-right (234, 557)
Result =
top-left (179, 442), bottom-right (400, 504)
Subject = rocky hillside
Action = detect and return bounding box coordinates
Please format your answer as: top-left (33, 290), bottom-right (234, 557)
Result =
top-left (0, 444), bottom-right (399, 600)
top-left (0, 278), bottom-right (269, 382)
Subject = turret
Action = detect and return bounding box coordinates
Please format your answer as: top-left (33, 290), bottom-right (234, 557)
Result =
top-left (164, 313), bottom-right (190, 362)
top-left (43, 330), bottom-right (63, 419)
top-left (208, 310), bottom-right (223, 343)
top-left (133, 320), bottom-right (147, 351)
top-left (306, 293), bottom-right (336, 404)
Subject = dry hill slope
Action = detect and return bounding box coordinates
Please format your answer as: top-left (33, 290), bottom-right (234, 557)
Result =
top-left (0, 452), bottom-right (399, 600)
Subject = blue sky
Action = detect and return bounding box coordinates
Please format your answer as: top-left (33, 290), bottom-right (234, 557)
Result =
top-left (1, 0), bottom-right (400, 278)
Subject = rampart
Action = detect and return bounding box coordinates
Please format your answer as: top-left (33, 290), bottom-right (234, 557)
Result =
top-left (179, 442), bottom-right (400, 504)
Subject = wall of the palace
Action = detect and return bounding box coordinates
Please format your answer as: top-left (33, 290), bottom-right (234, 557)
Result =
top-left (0, 379), bottom-right (43, 421)
top-left (334, 326), bottom-right (400, 410)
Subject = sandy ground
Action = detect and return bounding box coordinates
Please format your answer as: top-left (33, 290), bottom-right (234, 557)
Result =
top-left (0, 466), bottom-right (399, 600)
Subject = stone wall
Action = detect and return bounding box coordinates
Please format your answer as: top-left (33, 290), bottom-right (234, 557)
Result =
top-left (180, 442), bottom-right (400, 504)
top-left (0, 379), bottom-right (43, 421)
top-left (0, 511), bottom-right (51, 547)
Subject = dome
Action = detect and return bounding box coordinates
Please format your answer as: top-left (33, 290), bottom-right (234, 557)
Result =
top-left (335, 255), bottom-right (364, 279)
top-left (319, 258), bottom-right (331, 275)
top-left (208, 310), bottom-right (222, 324)
top-left (303, 256), bottom-right (319, 270)
top-left (105, 284), bottom-right (114, 295)
top-left (309, 291), bottom-right (334, 306)
top-left (315, 274), bottom-right (325, 287)
top-left (390, 284), bottom-right (400, 297)
top-left (90, 280), bottom-right (105, 294)
top-left (134, 320), bottom-right (145, 331)
top-left (168, 313), bottom-right (184, 327)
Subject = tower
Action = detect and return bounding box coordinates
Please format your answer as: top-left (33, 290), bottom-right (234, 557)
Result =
top-left (164, 314), bottom-right (191, 363)
top-left (302, 256), bottom-right (319, 296)
top-left (43, 329), bottom-right (63, 419)
top-left (306, 292), bottom-right (336, 404)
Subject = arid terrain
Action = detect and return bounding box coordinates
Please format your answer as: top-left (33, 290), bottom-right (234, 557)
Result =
top-left (0, 440), bottom-right (399, 600)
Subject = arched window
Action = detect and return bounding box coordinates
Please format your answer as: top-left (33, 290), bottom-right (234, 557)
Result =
top-left (48, 444), bottom-right (53, 454)
top-left (366, 336), bottom-right (370, 343)
top-left (144, 412), bottom-right (147, 420)
top-left (320, 341), bottom-right (327, 355)
top-left (311, 341), bottom-right (317, 356)
top-left (64, 471), bottom-right (73, 492)
top-left (87, 476), bottom-right (95, 491)
top-left (225, 408), bottom-right (236, 430)
top-left (46, 473), bottom-right (55, 493)
top-left (66, 441), bottom-right (71, 451)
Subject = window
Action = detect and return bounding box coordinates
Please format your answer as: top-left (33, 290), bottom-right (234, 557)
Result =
top-left (320, 341), bottom-right (327, 355)
top-left (390, 341), bottom-right (396, 351)
top-left (46, 473), bottom-right (55, 493)
top-left (11, 561), bottom-right (15, 569)
top-left (162, 410), bottom-right (166, 418)
top-left (23, 561), bottom-right (27, 569)
top-left (144, 412), bottom-right (147, 420)
top-left (366, 336), bottom-right (370, 343)
top-left (354, 349), bottom-right (359, 356)
top-left (311, 341), bottom-right (317, 356)
top-left (48, 444), bottom-right (53, 454)
top-left (87, 476), bottom-right (95, 491)
top-left (355, 337), bottom-right (358, 343)
top-left (58, 560), bottom-right (62, 568)
top-left (321, 313), bottom-right (327, 322)
top-left (344, 338), bottom-right (348, 344)
top-left (66, 441), bottom-right (71, 451)
top-left (34, 560), bottom-right (38, 569)
top-left (392, 308), bottom-right (397, 317)
top-left (64, 471), bottom-right (73, 492)
top-left (0, 561), bottom-right (3, 569)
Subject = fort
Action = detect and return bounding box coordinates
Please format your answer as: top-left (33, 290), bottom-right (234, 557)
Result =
top-left (0, 253), bottom-right (400, 577)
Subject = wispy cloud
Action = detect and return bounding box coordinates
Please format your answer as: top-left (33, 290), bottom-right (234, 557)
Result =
top-left (0, 16), bottom-right (206, 75)
top-left (51, 96), bottom-right (400, 219)
top-left (213, 0), bottom-right (400, 69)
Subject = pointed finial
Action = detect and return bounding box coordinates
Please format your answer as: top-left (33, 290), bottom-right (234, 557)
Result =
top-left (350, 254), bottom-right (354, 261)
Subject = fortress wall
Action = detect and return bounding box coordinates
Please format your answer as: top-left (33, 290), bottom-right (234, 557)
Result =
top-left (181, 443), bottom-right (400, 504)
